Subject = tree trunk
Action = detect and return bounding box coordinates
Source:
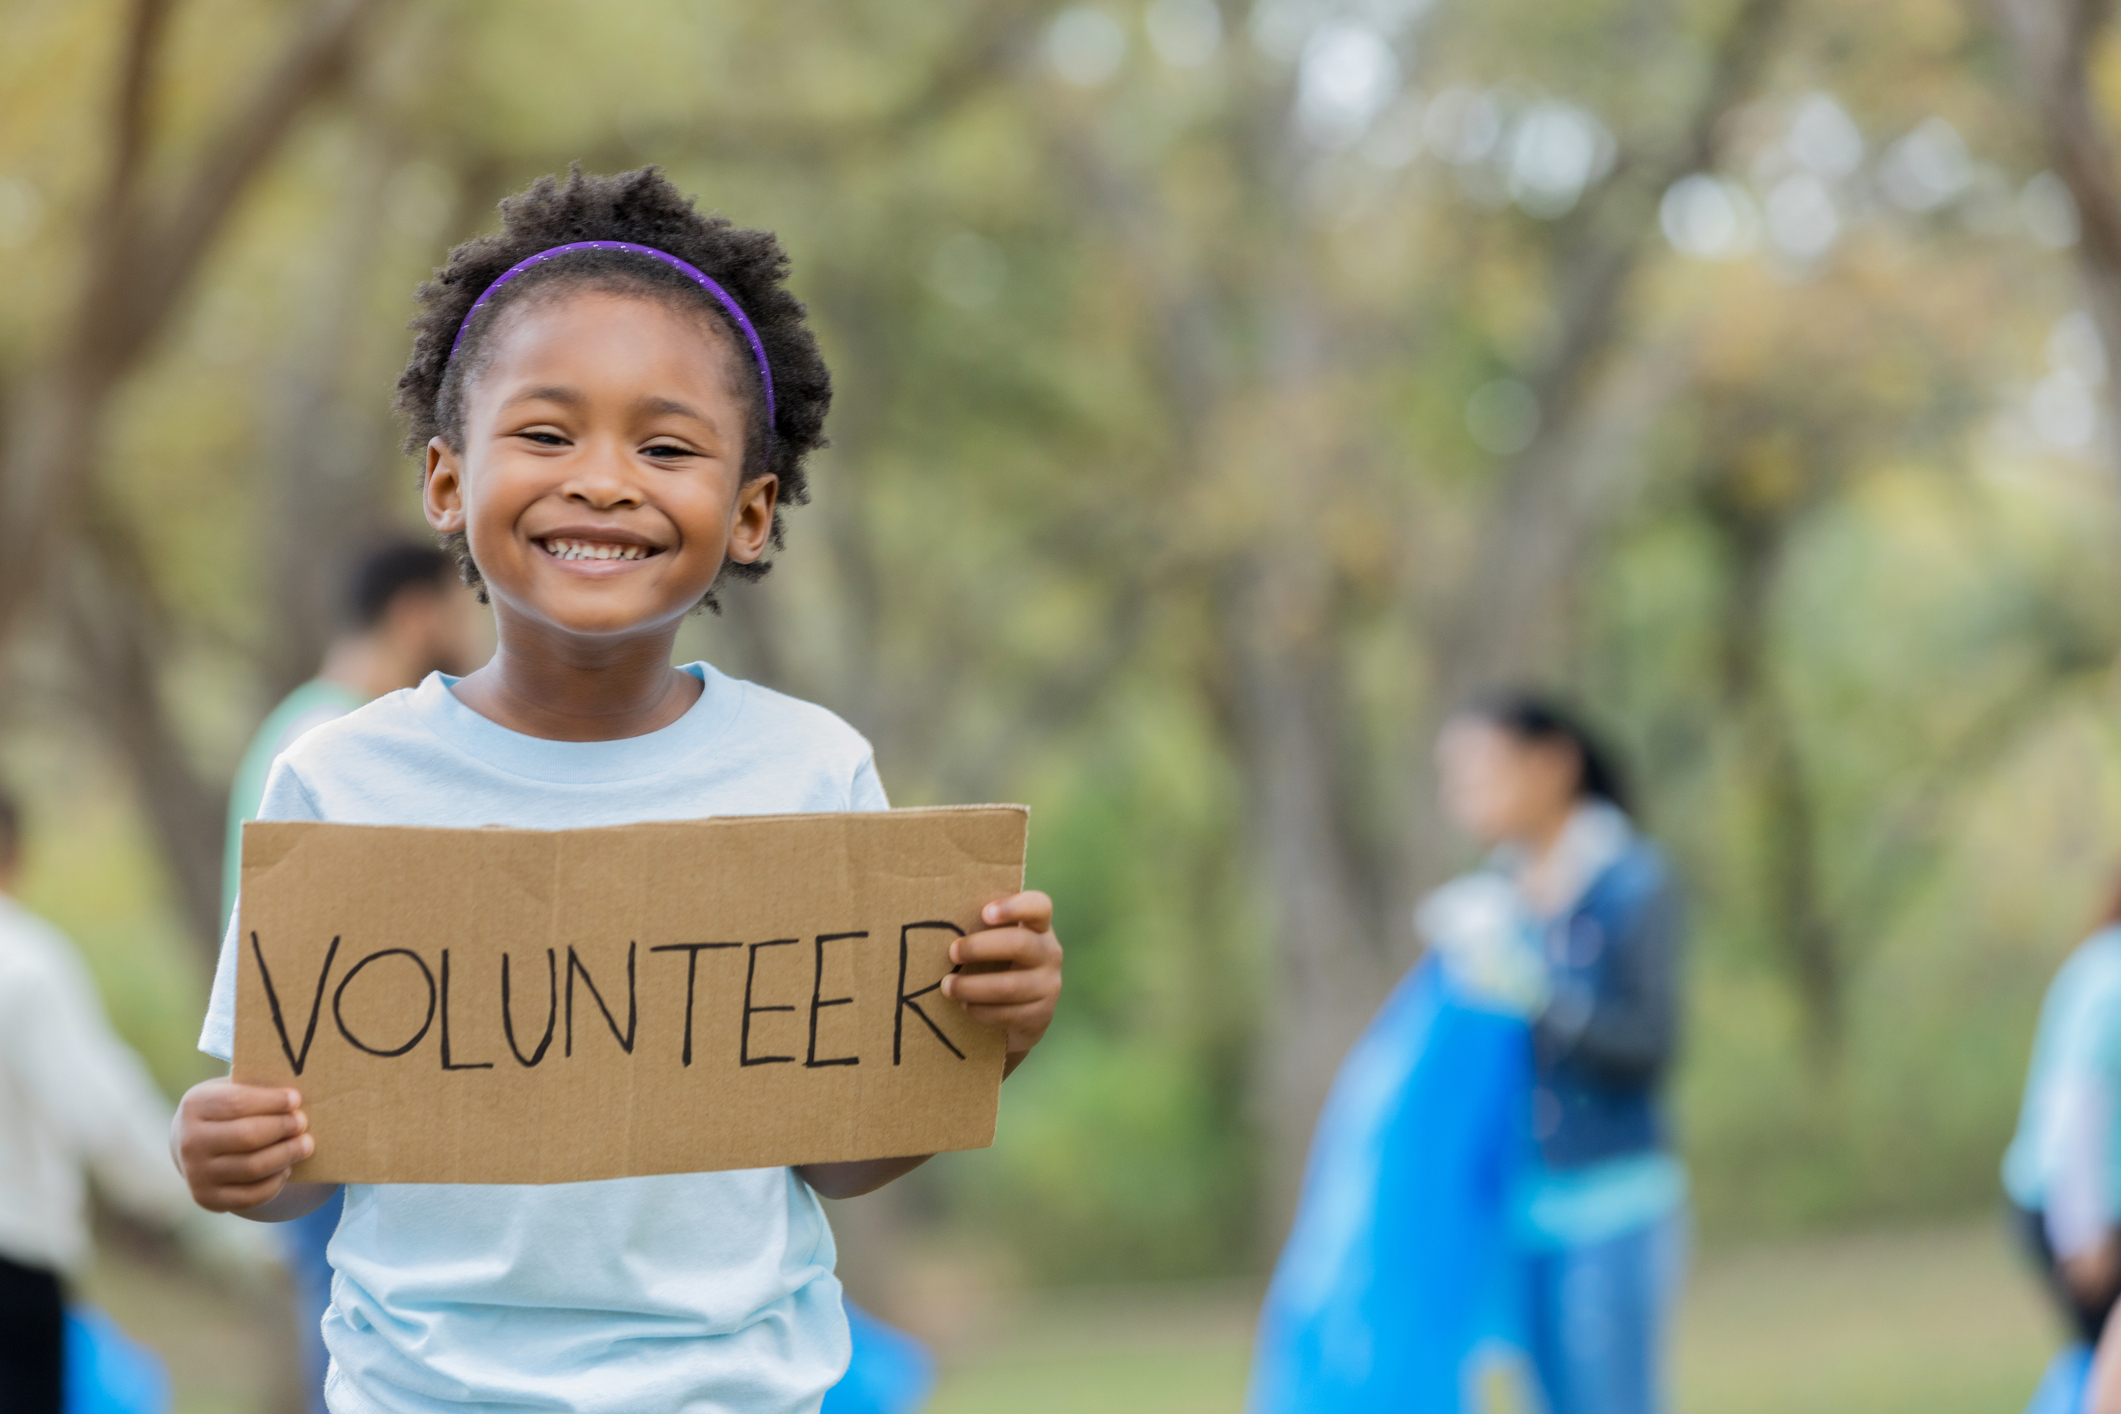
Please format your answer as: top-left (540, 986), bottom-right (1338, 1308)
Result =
top-left (56, 529), bottom-right (228, 954)
top-left (1429, 0), bottom-right (1793, 712)
top-left (0, 0), bottom-right (385, 957)
top-left (1214, 544), bottom-right (1392, 1224)
top-left (1711, 502), bottom-right (1845, 1059)
top-left (263, 127), bottom-right (403, 696)
top-left (0, 0), bottom-right (385, 642)
top-left (1989, 0), bottom-right (2121, 477)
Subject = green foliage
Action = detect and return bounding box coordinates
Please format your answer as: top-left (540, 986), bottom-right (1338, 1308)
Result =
top-left (940, 688), bottom-right (1265, 1280)
top-left (12, 0), bottom-right (2121, 1285)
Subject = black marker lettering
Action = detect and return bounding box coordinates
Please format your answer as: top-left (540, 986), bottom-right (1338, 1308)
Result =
top-left (439, 949), bottom-right (493, 1071)
top-left (249, 932), bottom-right (340, 1077)
top-left (565, 943), bottom-right (638, 1057)
top-left (895, 921), bottom-right (967, 1064)
top-left (650, 942), bottom-right (739, 1066)
top-left (501, 950), bottom-right (557, 1068)
top-left (332, 949), bottom-right (437, 1058)
top-left (741, 939), bottom-right (798, 1066)
top-left (806, 931), bottom-right (865, 1068)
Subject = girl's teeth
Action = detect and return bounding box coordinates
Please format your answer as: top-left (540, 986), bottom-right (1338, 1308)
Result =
top-left (545, 540), bottom-right (646, 561)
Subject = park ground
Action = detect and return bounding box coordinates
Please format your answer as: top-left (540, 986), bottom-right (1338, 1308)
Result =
top-left (88, 1219), bottom-right (2061, 1414)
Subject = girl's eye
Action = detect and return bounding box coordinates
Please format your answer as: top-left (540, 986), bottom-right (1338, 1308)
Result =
top-left (520, 431), bottom-right (567, 446)
top-left (643, 444), bottom-right (694, 460)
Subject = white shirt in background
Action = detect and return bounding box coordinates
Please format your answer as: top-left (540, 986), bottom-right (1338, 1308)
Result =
top-left (0, 892), bottom-right (193, 1272)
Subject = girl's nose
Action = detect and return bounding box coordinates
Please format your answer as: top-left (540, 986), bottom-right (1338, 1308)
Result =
top-left (561, 445), bottom-right (645, 508)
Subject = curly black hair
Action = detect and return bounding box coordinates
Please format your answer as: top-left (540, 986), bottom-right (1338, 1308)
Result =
top-left (394, 165), bottom-right (831, 607)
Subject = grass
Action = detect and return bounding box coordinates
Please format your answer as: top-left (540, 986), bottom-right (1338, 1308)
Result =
top-left (914, 1221), bottom-right (2068, 1414)
top-left (77, 1236), bottom-right (301, 1414)
top-left (1670, 1222), bottom-right (2056, 1414)
top-left (81, 1219), bottom-right (2065, 1414)
top-left (922, 1280), bottom-right (1256, 1414)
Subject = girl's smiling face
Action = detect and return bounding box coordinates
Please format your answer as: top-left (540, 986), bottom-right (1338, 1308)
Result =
top-left (422, 289), bottom-right (776, 650)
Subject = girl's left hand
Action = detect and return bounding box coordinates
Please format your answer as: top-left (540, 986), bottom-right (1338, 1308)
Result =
top-left (942, 890), bottom-right (1062, 1076)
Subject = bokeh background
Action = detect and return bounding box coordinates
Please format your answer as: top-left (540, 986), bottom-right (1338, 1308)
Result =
top-left (6, 0), bottom-right (2121, 1408)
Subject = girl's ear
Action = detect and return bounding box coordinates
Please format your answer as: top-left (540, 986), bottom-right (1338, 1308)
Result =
top-left (726, 473), bottom-right (780, 564)
top-left (424, 438), bottom-right (467, 534)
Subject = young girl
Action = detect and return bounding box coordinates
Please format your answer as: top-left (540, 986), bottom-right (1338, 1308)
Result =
top-left (173, 167), bottom-right (1064, 1414)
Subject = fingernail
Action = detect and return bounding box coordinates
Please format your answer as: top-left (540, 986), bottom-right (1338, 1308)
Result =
top-left (984, 904), bottom-right (999, 923)
top-left (941, 975), bottom-right (955, 999)
top-left (949, 942), bottom-right (961, 964)
top-left (302, 1136), bottom-right (315, 1157)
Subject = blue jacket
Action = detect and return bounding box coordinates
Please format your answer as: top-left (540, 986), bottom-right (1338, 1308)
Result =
top-left (1530, 841), bottom-right (1681, 1169)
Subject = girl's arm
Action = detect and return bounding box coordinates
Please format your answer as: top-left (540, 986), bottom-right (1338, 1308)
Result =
top-left (796, 1156), bottom-right (931, 1200)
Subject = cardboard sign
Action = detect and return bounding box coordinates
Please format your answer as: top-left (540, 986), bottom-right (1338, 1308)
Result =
top-left (232, 807), bottom-right (1027, 1185)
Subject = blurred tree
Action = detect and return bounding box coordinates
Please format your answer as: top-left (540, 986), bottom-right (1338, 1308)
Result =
top-left (984, 0), bottom-right (1798, 1215)
top-left (1990, 0), bottom-right (2121, 455)
top-left (0, 0), bottom-right (384, 951)
top-left (11, 0), bottom-right (2121, 1283)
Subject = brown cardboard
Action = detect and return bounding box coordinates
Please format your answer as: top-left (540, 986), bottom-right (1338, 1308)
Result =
top-left (232, 807), bottom-right (1027, 1185)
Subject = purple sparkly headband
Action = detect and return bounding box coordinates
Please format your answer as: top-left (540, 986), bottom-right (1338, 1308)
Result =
top-left (446, 241), bottom-right (776, 424)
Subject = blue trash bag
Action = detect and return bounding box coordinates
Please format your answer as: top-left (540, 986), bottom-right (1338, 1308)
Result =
top-left (64, 1308), bottom-right (168, 1414)
top-left (2026, 1343), bottom-right (2091, 1414)
top-left (822, 1300), bottom-right (936, 1414)
top-left (1250, 955), bottom-right (1537, 1414)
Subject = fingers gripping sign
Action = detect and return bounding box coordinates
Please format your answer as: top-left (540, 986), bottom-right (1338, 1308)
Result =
top-left (941, 891), bottom-right (1062, 1076)
top-left (797, 890), bottom-right (1062, 1200)
top-left (172, 1078), bottom-right (327, 1217)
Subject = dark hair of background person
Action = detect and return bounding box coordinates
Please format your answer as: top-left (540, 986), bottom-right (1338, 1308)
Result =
top-left (393, 164), bottom-right (833, 610)
top-left (0, 781), bottom-right (19, 870)
top-left (1463, 691), bottom-right (1633, 817)
top-left (347, 541), bottom-right (456, 630)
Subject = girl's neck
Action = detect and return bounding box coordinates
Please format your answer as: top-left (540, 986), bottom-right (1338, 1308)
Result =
top-left (448, 625), bottom-right (700, 742)
top-left (1513, 803), bottom-right (1581, 916)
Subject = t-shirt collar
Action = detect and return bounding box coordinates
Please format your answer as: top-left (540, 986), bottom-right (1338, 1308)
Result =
top-left (406, 661), bottom-right (743, 785)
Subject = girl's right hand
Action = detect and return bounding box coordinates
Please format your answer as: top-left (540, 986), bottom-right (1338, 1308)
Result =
top-left (172, 1077), bottom-right (315, 1212)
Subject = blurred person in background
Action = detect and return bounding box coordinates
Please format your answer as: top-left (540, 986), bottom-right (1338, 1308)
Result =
top-left (2004, 880), bottom-right (2121, 1413)
top-left (1247, 695), bottom-right (1679, 1414)
top-left (223, 538), bottom-right (479, 1414)
top-left (0, 782), bottom-right (194, 1412)
top-left (223, 539), bottom-right (478, 923)
top-left (1436, 697), bottom-right (1687, 1414)
top-left (1251, 694), bottom-right (1684, 1414)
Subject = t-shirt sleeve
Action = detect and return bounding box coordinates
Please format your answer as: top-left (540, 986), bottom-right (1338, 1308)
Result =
top-left (849, 754), bottom-right (890, 813)
top-left (200, 759), bottom-right (326, 1063)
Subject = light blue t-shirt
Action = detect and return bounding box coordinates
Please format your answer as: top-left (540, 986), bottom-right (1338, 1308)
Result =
top-left (2004, 927), bottom-right (2121, 1224)
top-left (200, 664), bottom-right (888, 1414)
